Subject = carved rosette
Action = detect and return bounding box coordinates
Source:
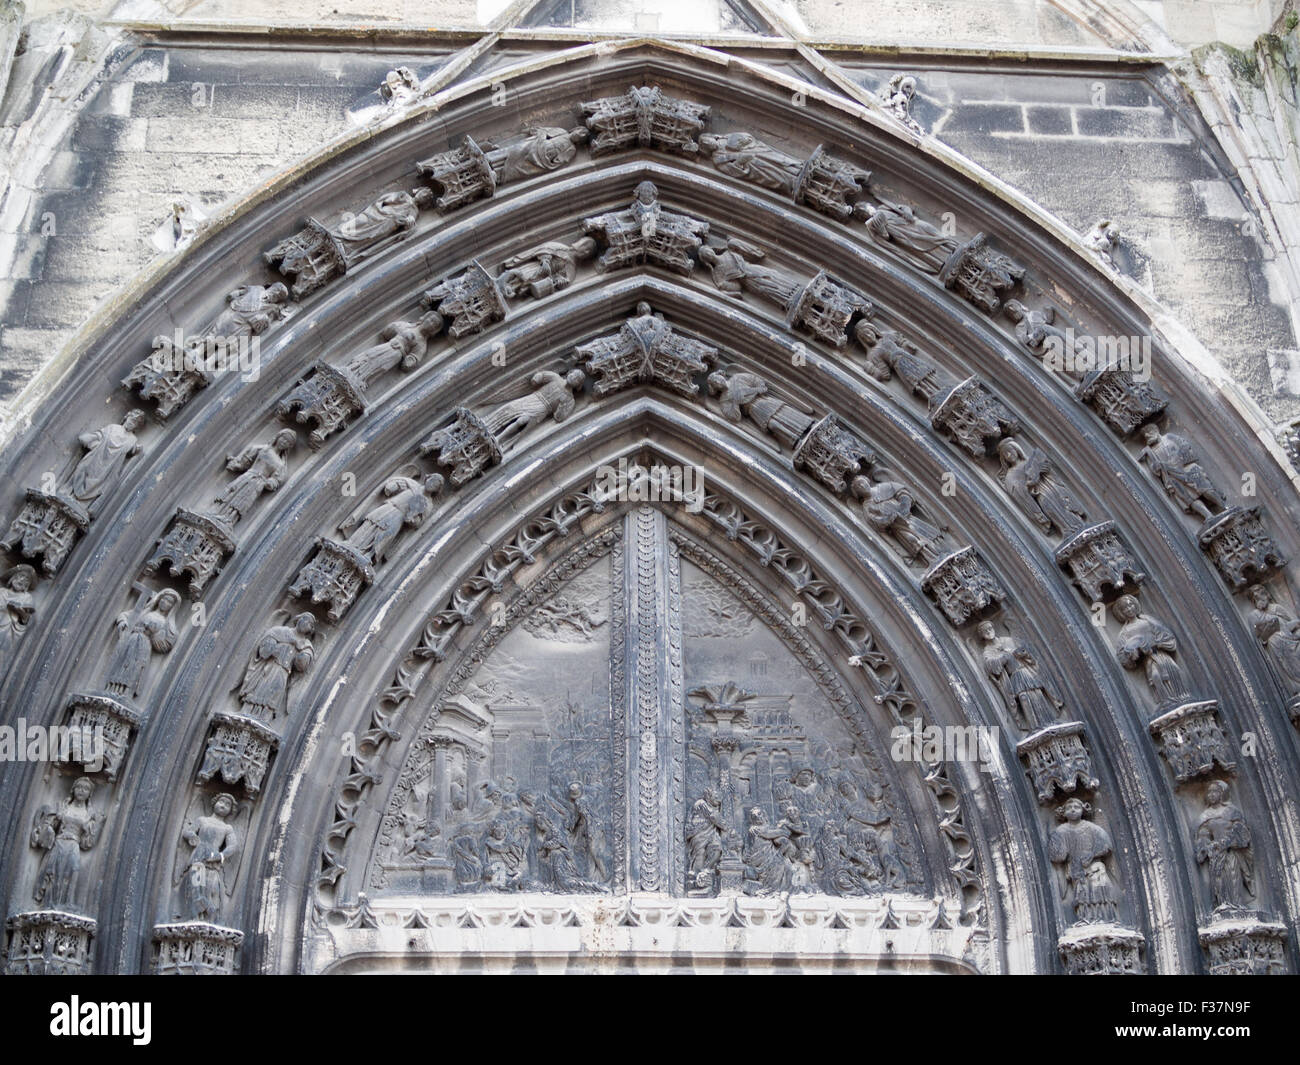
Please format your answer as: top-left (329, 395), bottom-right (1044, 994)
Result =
top-left (929, 377), bottom-right (1019, 457)
top-left (787, 271), bottom-right (871, 346)
top-left (289, 538), bottom-right (376, 623)
top-left (1, 489), bottom-right (90, 576)
top-left (416, 135), bottom-right (496, 211)
top-left (423, 260), bottom-right (508, 339)
top-left (1057, 924), bottom-right (1146, 975)
top-left (1147, 700), bottom-right (1237, 783)
top-left (1074, 367), bottom-right (1167, 436)
top-left (791, 415), bottom-right (875, 494)
top-left (1054, 520), bottom-right (1146, 601)
top-left (793, 145), bottom-right (869, 219)
top-left (938, 233), bottom-right (1024, 313)
top-left (418, 408), bottom-right (503, 487)
top-left (63, 692), bottom-right (142, 780)
top-left (197, 710), bottom-right (281, 797)
top-left (1016, 722), bottom-right (1098, 803)
top-left (151, 921), bottom-right (244, 975)
top-left (3, 910), bottom-right (97, 975)
top-left (278, 361), bottom-right (369, 448)
top-left (123, 338), bottom-right (214, 419)
top-left (920, 546), bottom-right (1006, 626)
top-left (1198, 917), bottom-right (1288, 975)
top-left (1197, 506), bottom-right (1285, 589)
top-left (143, 507), bottom-right (237, 599)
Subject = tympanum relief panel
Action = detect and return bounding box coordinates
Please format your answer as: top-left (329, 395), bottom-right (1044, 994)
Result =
top-left (367, 509), bottom-right (922, 904)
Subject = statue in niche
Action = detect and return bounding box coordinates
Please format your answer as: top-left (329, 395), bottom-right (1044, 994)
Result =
top-left (977, 620), bottom-right (1064, 731)
top-left (709, 370), bottom-right (812, 450)
top-left (206, 282), bottom-right (290, 342)
top-left (483, 126), bottom-right (589, 183)
top-left (0, 564), bottom-right (35, 662)
top-left (698, 131), bottom-right (803, 193)
top-left (210, 428), bottom-right (297, 527)
top-left (1048, 798), bottom-right (1119, 924)
top-left (497, 237), bottom-right (596, 300)
top-left (478, 368), bottom-right (585, 446)
top-left (686, 787), bottom-right (726, 892)
top-left (1111, 594), bottom-right (1191, 711)
top-left (851, 475), bottom-right (945, 567)
top-left (996, 438), bottom-right (1088, 537)
top-left (343, 312), bottom-right (443, 385)
top-left (1245, 585), bottom-right (1300, 693)
top-left (1195, 780), bottom-right (1255, 912)
top-left (235, 613), bottom-right (315, 722)
top-left (1138, 425), bottom-right (1226, 521)
top-left (699, 238), bottom-right (803, 310)
top-left (176, 792), bottom-right (240, 923)
top-left (338, 474), bottom-right (444, 565)
top-left (30, 776), bottom-right (101, 910)
top-left (61, 410), bottom-right (146, 511)
top-left (104, 588), bottom-right (181, 700)
top-left (856, 198), bottom-right (955, 272)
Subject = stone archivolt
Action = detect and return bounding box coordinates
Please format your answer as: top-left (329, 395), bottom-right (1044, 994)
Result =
top-left (2, 65), bottom-right (1297, 977)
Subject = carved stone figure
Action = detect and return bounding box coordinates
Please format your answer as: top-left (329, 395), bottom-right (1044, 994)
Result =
top-left (699, 131), bottom-right (803, 193)
top-left (264, 187), bottom-right (434, 297)
top-left (177, 793), bottom-right (240, 922)
top-left (996, 438), bottom-right (1088, 537)
top-left (126, 284), bottom-right (290, 418)
top-left (104, 587), bottom-right (181, 700)
top-left (290, 474), bottom-right (444, 622)
top-left (480, 369), bottom-right (586, 446)
top-left (880, 72), bottom-right (924, 134)
top-left (235, 613), bottom-right (316, 722)
top-left (1195, 781), bottom-right (1255, 912)
top-left (379, 66), bottom-right (419, 103)
top-left (1111, 594), bottom-right (1190, 711)
top-left (1084, 219), bottom-right (1121, 266)
top-left (483, 126), bottom-right (589, 182)
top-left (939, 234), bottom-right (1024, 314)
top-left (64, 409), bottom-right (146, 509)
top-left (1138, 425), bottom-right (1226, 521)
top-left (686, 786), bottom-right (725, 893)
top-left (580, 303), bottom-right (714, 397)
top-left (279, 311), bottom-right (443, 447)
top-left (0, 564), bottom-right (35, 663)
top-left (1246, 585), bottom-right (1300, 706)
top-left (582, 180), bottom-right (709, 273)
top-left (565, 781), bottom-right (608, 882)
top-left (210, 429), bottom-right (297, 526)
top-left (852, 475), bottom-right (944, 567)
top-left (977, 620), bottom-right (1064, 730)
top-left (743, 806), bottom-right (794, 894)
top-left (422, 261), bottom-right (507, 339)
top-left (581, 85), bottom-right (710, 156)
top-left (3, 410), bottom-right (146, 576)
top-left (496, 237), bottom-right (596, 299)
top-left (857, 198), bottom-right (956, 272)
top-left (1048, 798), bottom-right (1119, 924)
top-left (30, 776), bottom-right (101, 910)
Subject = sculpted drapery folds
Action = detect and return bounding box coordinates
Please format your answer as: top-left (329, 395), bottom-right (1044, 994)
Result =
top-left (1247, 585), bottom-right (1300, 699)
top-left (977, 620), bottom-right (1065, 731)
top-left (996, 439), bottom-right (1089, 537)
top-left (1139, 425), bottom-right (1227, 521)
top-left (1111, 594), bottom-right (1191, 712)
top-left (30, 777), bottom-right (101, 911)
top-left (236, 613), bottom-right (316, 722)
top-left (177, 793), bottom-right (241, 923)
top-left (1195, 782), bottom-right (1255, 913)
top-left (1048, 798), bottom-right (1119, 925)
top-left (210, 429), bottom-right (298, 527)
top-left (62, 410), bottom-right (147, 512)
top-left (857, 198), bottom-right (956, 272)
top-left (105, 588), bottom-right (181, 700)
top-left (344, 312), bottom-right (444, 386)
top-left (339, 475), bottom-right (444, 565)
top-left (0, 564), bottom-right (35, 662)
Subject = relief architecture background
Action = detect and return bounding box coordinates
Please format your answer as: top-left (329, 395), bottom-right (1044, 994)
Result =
top-left (0, 0), bottom-right (1299, 975)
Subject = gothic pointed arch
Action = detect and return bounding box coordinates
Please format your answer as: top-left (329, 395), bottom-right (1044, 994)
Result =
top-left (1, 39), bottom-right (1296, 977)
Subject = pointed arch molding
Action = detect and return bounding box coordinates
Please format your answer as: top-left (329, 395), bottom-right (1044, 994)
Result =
top-left (1, 43), bottom-right (1297, 976)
